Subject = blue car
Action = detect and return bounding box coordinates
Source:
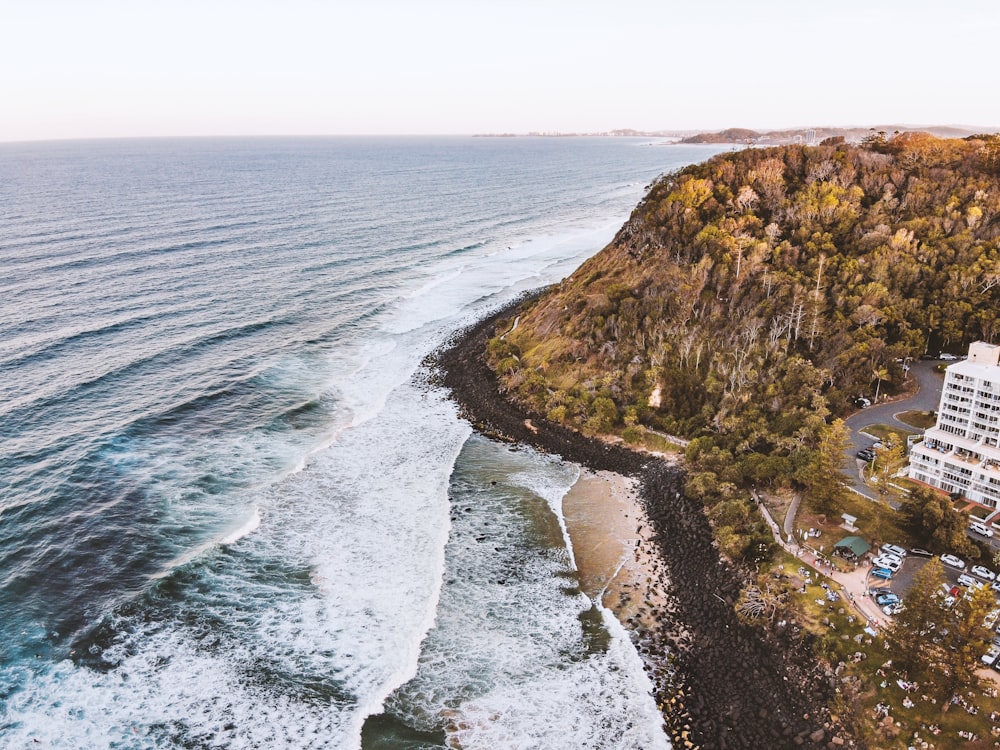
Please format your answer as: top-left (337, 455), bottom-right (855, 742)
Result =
top-left (872, 567), bottom-right (893, 580)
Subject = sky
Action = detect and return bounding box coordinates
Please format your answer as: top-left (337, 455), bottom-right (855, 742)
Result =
top-left (2, 0), bottom-right (999, 142)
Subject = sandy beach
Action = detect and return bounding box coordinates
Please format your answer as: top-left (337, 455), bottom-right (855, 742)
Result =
top-left (562, 469), bottom-right (670, 627)
top-left (433, 298), bottom-right (837, 749)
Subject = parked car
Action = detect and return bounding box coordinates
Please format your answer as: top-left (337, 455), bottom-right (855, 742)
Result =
top-left (957, 573), bottom-right (984, 589)
top-left (873, 556), bottom-right (902, 572)
top-left (941, 554), bottom-right (966, 570)
top-left (910, 548), bottom-right (933, 557)
top-left (856, 448), bottom-right (876, 461)
top-left (940, 353), bottom-right (959, 360)
top-left (985, 609), bottom-right (1000, 629)
top-left (882, 602), bottom-right (904, 616)
top-left (972, 565), bottom-right (997, 581)
top-left (872, 567), bottom-right (893, 580)
top-left (875, 592), bottom-right (900, 607)
top-left (983, 644), bottom-right (1000, 666)
top-left (855, 397), bottom-right (872, 408)
top-left (970, 521), bottom-right (995, 538)
top-left (881, 544), bottom-right (907, 558)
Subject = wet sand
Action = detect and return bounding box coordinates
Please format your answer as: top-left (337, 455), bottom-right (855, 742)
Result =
top-left (432, 296), bottom-right (838, 749)
top-left (562, 469), bottom-right (668, 627)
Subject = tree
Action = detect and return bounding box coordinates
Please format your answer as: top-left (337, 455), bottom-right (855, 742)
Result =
top-left (884, 557), bottom-right (947, 675)
top-left (900, 486), bottom-right (977, 556)
top-left (934, 583), bottom-right (995, 709)
top-left (885, 557), bottom-right (994, 709)
top-left (874, 433), bottom-right (905, 496)
top-left (797, 418), bottom-right (851, 512)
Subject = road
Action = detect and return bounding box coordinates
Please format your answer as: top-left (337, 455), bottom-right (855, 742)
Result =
top-left (842, 359), bottom-right (944, 500)
top-left (841, 359), bottom-right (1000, 553)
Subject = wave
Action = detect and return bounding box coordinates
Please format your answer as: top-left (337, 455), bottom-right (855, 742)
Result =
top-left (0, 137), bottom-right (728, 748)
top-left (0, 318), bottom-right (292, 428)
top-left (220, 507), bottom-right (262, 546)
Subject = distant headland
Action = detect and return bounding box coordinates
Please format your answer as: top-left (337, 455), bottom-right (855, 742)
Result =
top-left (474, 124), bottom-right (992, 144)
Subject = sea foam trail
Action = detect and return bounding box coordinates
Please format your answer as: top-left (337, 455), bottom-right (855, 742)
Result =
top-left (2, 224), bottom-right (647, 749)
top-left (4, 385), bottom-right (470, 749)
top-left (219, 507), bottom-right (261, 545)
top-left (379, 437), bottom-right (670, 750)
top-left (0, 138), bottom-right (727, 748)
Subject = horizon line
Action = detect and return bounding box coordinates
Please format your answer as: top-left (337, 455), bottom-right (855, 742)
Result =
top-left (3, 123), bottom-right (999, 147)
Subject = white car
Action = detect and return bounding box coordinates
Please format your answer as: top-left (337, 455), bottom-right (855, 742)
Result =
top-left (986, 609), bottom-right (1000, 629)
top-left (958, 573), bottom-right (984, 589)
top-left (983, 644), bottom-right (1000, 666)
top-left (972, 565), bottom-right (997, 581)
top-left (873, 556), bottom-right (902, 572)
top-left (941, 554), bottom-right (966, 570)
top-left (881, 544), bottom-right (907, 558)
top-left (940, 353), bottom-right (959, 360)
top-left (970, 521), bottom-right (995, 538)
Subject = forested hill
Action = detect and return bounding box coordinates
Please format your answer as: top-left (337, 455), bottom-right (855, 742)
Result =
top-left (491, 133), bottom-right (1000, 463)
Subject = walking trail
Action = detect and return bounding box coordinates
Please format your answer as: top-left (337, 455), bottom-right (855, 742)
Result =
top-left (756, 489), bottom-right (887, 628)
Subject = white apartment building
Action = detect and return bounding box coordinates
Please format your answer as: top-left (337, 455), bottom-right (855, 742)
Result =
top-left (908, 342), bottom-right (1000, 508)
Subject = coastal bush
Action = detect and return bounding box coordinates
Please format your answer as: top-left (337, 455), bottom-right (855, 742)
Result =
top-left (495, 133), bottom-right (1000, 545)
top-left (621, 425), bottom-right (644, 444)
top-left (899, 486), bottom-right (979, 557)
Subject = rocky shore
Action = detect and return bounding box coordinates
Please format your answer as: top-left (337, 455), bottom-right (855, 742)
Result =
top-left (432, 297), bottom-right (841, 750)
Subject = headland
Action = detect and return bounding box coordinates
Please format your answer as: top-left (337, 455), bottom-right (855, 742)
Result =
top-left (432, 299), bottom-right (840, 750)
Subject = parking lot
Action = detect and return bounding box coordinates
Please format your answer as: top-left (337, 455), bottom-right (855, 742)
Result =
top-left (867, 548), bottom-right (1000, 621)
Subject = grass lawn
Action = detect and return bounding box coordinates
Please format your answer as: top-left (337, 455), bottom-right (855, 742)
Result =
top-left (795, 491), bottom-right (909, 553)
top-left (861, 423), bottom-right (920, 443)
top-left (896, 410), bottom-right (936, 430)
top-left (756, 552), bottom-right (1000, 747)
top-left (622, 427), bottom-right (684, 454)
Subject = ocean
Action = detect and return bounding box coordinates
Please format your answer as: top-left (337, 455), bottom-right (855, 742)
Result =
top-left (0, 136), bottom-right (725, 748)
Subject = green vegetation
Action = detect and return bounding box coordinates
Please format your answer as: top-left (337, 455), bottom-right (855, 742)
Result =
top-left (489, 133), bottom-right (1000, 555)
top-left (872, 433), bottom-right (908, 497)
top-left (744, 556), bottom-right (1000, 746)
top-left (483, 133), bottom-right (1000, 741)
top-left (862, 424), bottom-right (919, 443)
top-left (896, 410), bottom-right (937, 430)
top-left (884, 558), bottom-right (995, 710)
top-left (900, 486), bottom-right (981, 559)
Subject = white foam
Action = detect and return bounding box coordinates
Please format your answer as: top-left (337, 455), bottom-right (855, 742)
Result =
top-left (219, 506), bottom-right (261, 545)
top-left (384, 438), bottom-right (670, 749)
top-left (6, 385), bottom-right (471, 749)
top-left (2, 139), bottom-right (721, 749)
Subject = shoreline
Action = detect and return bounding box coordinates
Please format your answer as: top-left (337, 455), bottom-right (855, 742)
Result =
top-left (432, 298), bottom-right (837, 750)
top-left (561, 469), bottom-right (669, 627)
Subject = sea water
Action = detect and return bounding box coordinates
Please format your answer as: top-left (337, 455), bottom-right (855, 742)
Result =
top-left (0, 136), bottom-right (725, 748)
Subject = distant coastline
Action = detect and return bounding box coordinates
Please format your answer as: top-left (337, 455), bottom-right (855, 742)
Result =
top-left (473, 128), bottom-right (689, 140)
top-left (473, 123), bottom-right (991, 145)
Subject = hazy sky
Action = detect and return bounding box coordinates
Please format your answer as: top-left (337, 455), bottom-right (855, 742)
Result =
top-left (3, 0), bottom-right (999, 141)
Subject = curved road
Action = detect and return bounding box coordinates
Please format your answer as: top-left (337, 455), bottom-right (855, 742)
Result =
top-left (842, 359), bottom-right (944, 500)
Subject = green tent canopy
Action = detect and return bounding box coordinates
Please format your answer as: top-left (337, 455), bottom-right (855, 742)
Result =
top-left (834, 535), bottom-right (871, 559)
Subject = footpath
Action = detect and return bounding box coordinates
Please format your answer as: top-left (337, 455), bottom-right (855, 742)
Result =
top-left (754, 490), bottom-right (888, 629)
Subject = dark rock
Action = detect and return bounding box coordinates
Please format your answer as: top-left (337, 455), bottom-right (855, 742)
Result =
top-left (432, 299), bottom-right (839, 749)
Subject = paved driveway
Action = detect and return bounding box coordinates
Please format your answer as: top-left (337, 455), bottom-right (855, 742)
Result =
top-left (842, 360), bottom-right (944, 499)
